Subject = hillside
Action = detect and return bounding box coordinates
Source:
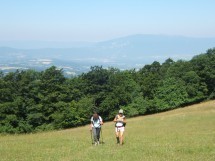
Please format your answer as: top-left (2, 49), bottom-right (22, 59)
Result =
top-left (0, 100), bottom-right (214, 161)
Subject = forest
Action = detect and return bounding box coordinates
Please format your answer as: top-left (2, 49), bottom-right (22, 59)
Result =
top-left (0, 48), bottom-right (214, 133)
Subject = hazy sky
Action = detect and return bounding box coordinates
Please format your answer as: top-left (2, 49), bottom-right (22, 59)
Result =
top-left (1, 0), bottom-right (215, 42)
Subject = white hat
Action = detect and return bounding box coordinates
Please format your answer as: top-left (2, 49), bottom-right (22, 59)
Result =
top-left (119, 109), bottom-right (123, 114)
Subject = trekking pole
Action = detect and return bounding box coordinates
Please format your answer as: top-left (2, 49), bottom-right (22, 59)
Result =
top-left (90, 129), bottom-right (94, 145)
top-left (100, 127), bottom-right (104, 144)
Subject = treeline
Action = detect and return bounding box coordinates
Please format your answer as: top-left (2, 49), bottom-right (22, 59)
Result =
top-left (0, 48), bottom-right (215, 133)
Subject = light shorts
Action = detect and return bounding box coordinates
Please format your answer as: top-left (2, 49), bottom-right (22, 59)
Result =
top-left (115, 126), bottom-right (125, 133)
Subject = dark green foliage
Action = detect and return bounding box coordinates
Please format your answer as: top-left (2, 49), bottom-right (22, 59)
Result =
top-left (191, 48), bottom-right (215, 99)
top-left (0, 48), bottom-right (215, 133)
top-left (153, 77), bottom-right (188, 112)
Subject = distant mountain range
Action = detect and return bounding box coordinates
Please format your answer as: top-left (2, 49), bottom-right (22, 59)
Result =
top-left (0, 34), bottom-right (215, 76)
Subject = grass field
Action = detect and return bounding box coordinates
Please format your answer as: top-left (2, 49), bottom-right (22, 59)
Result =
top-left (0, 100), bottom-right (215, 161)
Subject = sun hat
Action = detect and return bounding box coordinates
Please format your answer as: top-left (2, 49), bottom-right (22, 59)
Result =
top-left (119, 109), bottom-right (123, 114)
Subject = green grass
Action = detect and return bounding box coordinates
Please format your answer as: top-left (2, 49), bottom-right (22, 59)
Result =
top-left (0, 100), bottom-right (215, 161)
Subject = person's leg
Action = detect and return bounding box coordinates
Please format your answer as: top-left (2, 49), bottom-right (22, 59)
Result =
top-left (96, 128), bottom-right (101, 143)
top-left (119, 131), bottom-right (124, 145)
top-left (115, 127), bottom-right (120, 144)
top-left (119, 127), bottom-right (125, 145)
top-left (92, 128), bottom-right (97, 144)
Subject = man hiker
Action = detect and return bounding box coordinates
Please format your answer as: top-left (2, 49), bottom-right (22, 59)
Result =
top-left (90, 111), bottom-right (103, 145)
top-left (113, 109), bottom-right (126, 145)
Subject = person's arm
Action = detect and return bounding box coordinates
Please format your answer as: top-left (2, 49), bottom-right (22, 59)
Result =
top-left (123, 117), bottom-right (126, 123)
top-left (90, 117), bottom-right (93, 131)
top-left (113, 115), bottom-right (118, 122)
top-left (99, 116), bottom-right (104, 125)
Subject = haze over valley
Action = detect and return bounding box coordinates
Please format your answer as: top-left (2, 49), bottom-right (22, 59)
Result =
top-left (1, 34), bottom-right (215, 76)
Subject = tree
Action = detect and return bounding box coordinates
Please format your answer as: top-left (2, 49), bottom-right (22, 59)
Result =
top-left (182, 71), bottom-right (208, 102)
top-left (153, 77), bottom-right (188, 112)
top-left (191, 48), bottom-right (215, 99)
top-left (137, 61), bottom-right (162, 99)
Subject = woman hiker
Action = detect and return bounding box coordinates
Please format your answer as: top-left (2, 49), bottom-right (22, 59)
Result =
top-left (90, 111), bottom-right (103, 145)
top-left (113, 109), bottom-right (126, 145)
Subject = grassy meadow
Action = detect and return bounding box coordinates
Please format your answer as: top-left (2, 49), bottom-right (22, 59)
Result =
top-left (0, 100), bottom-right (215, 161)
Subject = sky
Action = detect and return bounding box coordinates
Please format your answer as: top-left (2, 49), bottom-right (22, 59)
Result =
top-left (0, 0), bottom-right (215, 42)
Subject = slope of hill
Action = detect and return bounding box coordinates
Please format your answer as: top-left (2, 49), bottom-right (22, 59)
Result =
top-left (0, 100), bottom-right (214, 161)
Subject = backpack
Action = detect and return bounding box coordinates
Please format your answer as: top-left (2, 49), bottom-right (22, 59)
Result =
top-left (91, 116), bottom-right (102, 128)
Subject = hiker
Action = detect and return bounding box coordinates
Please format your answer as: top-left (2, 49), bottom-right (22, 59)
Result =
top-left (113, 109), bottom-right (126, 145)
top-left (90, 111), bottom-right (103, 145)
